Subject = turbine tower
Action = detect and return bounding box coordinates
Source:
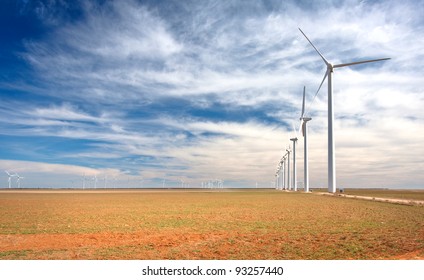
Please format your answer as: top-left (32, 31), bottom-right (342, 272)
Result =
top-left (282, 154), bottom-right (287, 190)
top-left (299, 28), bottom-right (390, 193)
top-left (290, 126), bottom-right (298, 191)
top-left (286, 146), bottom-right (291, 190)
top-left (299, 86), bottom-right (312, 192)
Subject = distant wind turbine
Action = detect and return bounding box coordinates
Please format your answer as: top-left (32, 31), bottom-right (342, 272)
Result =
top-left (16, 173), bottom-right (24, 188)
top-left (274, 171), bottom-right (277, 190)
top-left (82, 173), bottom-right (86, 190)
top-left (299, 86), bottom-right (312, 192)
top-left (290, 123), bottom-right (298, 191)
top-left (275, 166), bottom-right (280, 190)
top-left (282, 153), bottom-right (287, 190)
top-left (286, 146), bottom-right (291, 190)
top-left (5, 171), bottom-right (16, 189)
top-left (277, 150), bottom-right (286, 190)
top-left (299, 28), bottom-right (390, 193)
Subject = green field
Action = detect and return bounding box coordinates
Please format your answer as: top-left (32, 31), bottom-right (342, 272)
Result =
top-left (0, 189), bottom-right (423, 260)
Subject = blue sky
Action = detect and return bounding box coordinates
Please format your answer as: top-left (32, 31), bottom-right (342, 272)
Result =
top-left (0, 0), bottom-right (423, 189)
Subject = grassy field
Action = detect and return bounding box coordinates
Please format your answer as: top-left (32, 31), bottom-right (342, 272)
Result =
top-left (0, 189), bottom-right (423, 260)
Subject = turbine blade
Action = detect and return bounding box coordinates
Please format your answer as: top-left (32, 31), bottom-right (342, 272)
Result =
top-left (307, 71), bottom-right (331, 118)
top-left (334, 57), bottom-right (391, 68)
top-left (300, 86), bottom-right (306, 119)
top-left (298, 120), bottom-right (304, 137)
top-left (313, 69), bottom-right (329, 101)
top-left (298, 28), bottom-right (330, 65)
top-left (302, 122), bottom-right (306, 137)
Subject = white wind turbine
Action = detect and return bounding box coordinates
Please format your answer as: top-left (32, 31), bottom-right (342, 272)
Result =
top-left (286, 146), bottom-right (291, 190)
top-left (5, 171), bottom-right (17, 189)
top-left (16, 173), bottom-right (24, 188)
top-left (93, 175), bottom-right (98, 189)
top-left (299, 28), bottom-right (390, 193)
top-left (275, 166), bottom-right (280, 190)
top-left (82, 173), bottom-right (86, 190)
top-left (299, 86), bottom-right (312, 192)
top-left (290, 123), bottom-right (298, 191)
top-left (278, 156), bottom-right (284, 190)
top-left (281, 153), bottom-right (287, 190)
top-left (277, 164), bottom-right (282, 190)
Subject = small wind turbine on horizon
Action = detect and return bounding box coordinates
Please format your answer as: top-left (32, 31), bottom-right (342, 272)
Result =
top-left (16, 173), bottom-right (24, 188)
top-left (82, 173), bottom-right (86, 190)
top-left (5, 171), bottom-right (17, 189)
top-left (299, 28), bottom-right (390, 193)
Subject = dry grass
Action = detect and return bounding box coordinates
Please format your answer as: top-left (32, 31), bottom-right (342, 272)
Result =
top-left (0, 189), bottom-right (423, 260)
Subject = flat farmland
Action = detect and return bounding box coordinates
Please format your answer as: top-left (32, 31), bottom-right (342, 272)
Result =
top-left (0, 189), bottom-right (423, 260)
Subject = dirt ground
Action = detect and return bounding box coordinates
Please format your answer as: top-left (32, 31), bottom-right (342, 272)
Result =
top-left (0, 189), bottom-right (423, 260)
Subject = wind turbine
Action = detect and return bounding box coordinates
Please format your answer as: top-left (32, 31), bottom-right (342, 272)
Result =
top-left (299, 28), bottom-right (390, 193)
top-left (275, 167), bottom-right (280, 190)
top-left (286, 146), bottom-right (291, 190)
top-left (279, 157), bottom-right (284, 190)
top-left (290, 125), bottom-right (298, 191)
top-left (16, 173), bottom-right (24, 188)
top-left (282, 154), bottom-right (286, 190)
top-left (275, 164), bottom-right (279, 190)
top-left (299, 86), bottom-right (312, 192)
top-left (82, 173), bottom-right (86, 190)
top-left (5, 171), bottom-right (16, 189)
top-left (103, 174), bottom-right (108, 188)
